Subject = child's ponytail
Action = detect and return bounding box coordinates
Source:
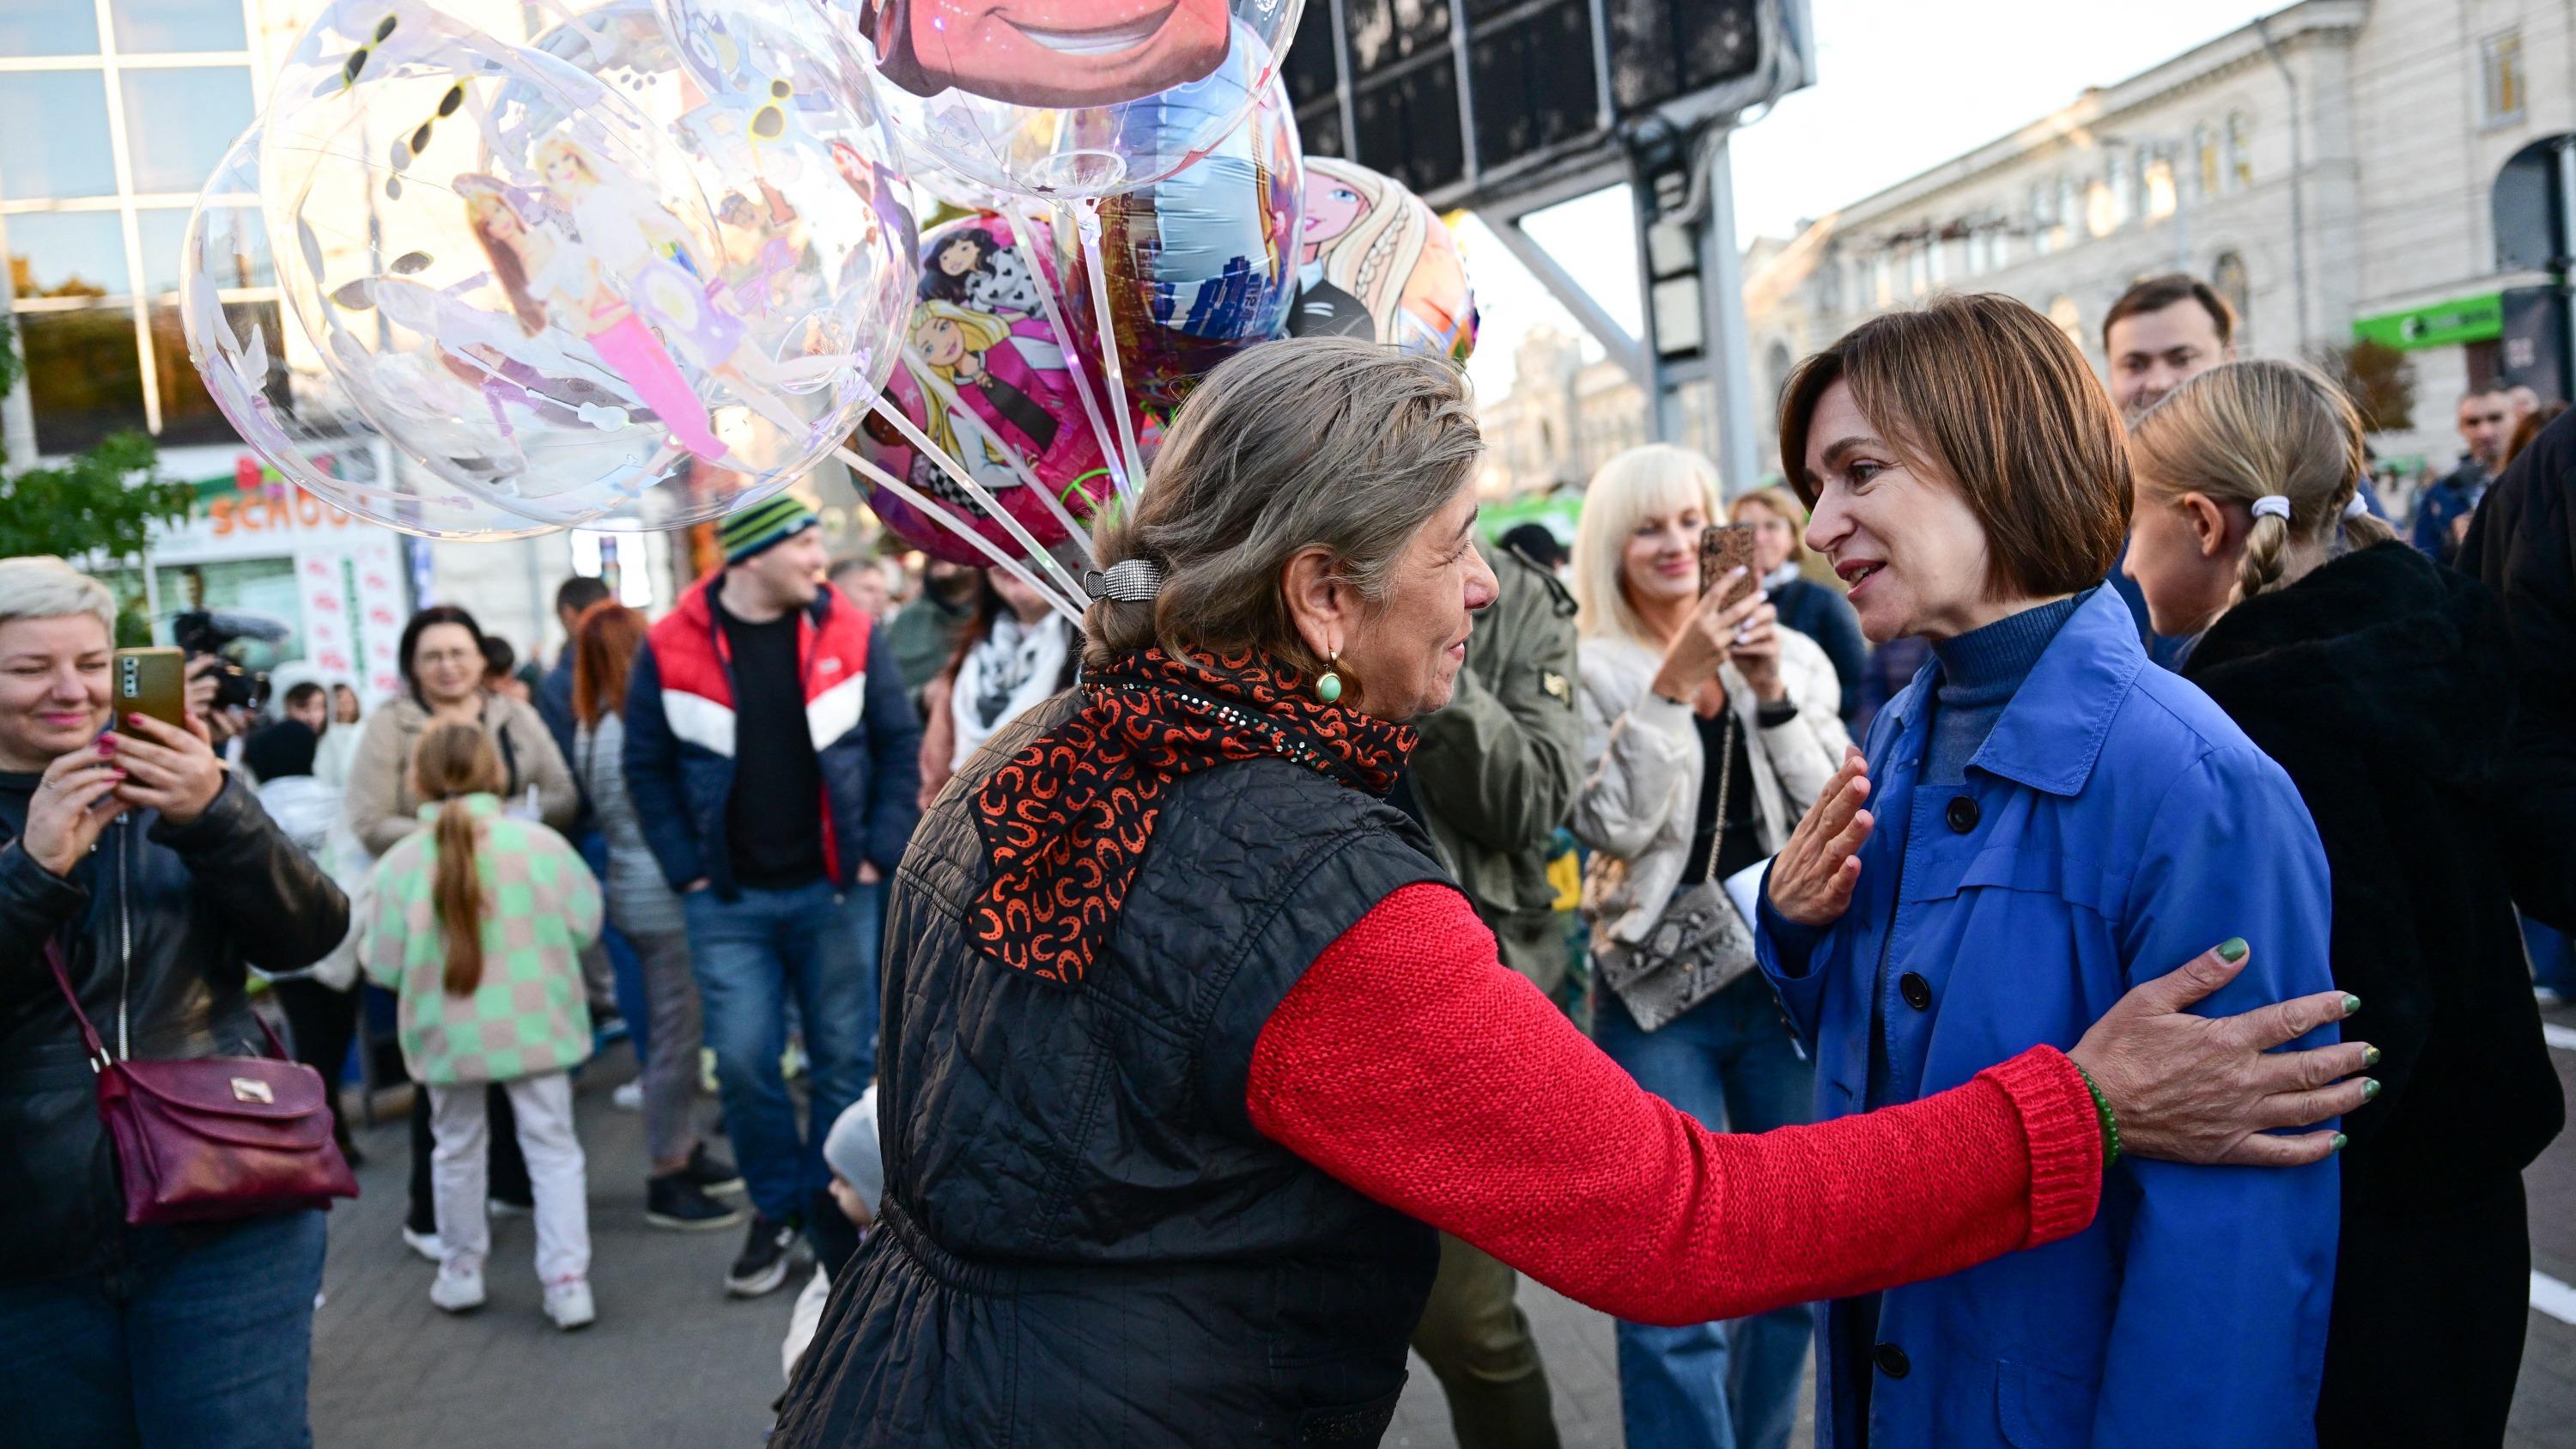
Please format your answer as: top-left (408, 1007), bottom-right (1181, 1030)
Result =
top-left (410, 722), bottom-right (506, 996)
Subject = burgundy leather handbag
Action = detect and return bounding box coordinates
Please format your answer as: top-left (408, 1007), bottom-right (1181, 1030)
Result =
top-left (48, 940), bottom-right (358, 1225)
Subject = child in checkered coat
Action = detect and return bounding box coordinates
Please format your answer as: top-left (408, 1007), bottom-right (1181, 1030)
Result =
top-left (362, 722), bottom-right (604, 1330)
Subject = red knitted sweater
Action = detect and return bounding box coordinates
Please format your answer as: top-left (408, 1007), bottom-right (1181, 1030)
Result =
top-left (1246, 884), bottom-right (2103, 1328)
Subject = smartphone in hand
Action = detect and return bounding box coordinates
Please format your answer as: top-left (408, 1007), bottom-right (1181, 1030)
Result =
top-left (1698, 524), bottom-right (1760, 607)
top-left (111, 648), bottom-right (188, 734)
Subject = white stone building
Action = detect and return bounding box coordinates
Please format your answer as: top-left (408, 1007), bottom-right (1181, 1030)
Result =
top-left (1486, 0), bottom-right (2576, 489)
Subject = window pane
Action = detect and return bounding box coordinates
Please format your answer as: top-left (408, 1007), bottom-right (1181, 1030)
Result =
top-left (0, 73), bottom-right (118, 199)
top-left (0, 0), bottom-right (100, 57)
top-left (22, 306), bottom-right (148, 454)
top-left (136, 204), bottom-right (263, 298)
top-left (112, 0), bottom-right (246, 53)
top-left (121, 67), bottom-right (252, 194)
top-left (152, 301), bottom-right (269, 447)
top-left (9, 211), bottom-right (130, 299)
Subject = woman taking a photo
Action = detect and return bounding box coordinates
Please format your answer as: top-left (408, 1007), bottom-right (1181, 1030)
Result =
top-left (1570, 444), bottom-right (1848, 1449)
top-left (1761, 294), bottom-right (2345, 1449)
top-left (571, 600), bottom-right (742, 1231)
top-left (1731, 483), bottom-right (1868, 728)
top-left (2126, 360), bottom-right (2562, 1446)
top-left (773, 337), bottom-right (2372, 1449)
top-left (346, 603), bottom-right (579, 1260)
top-left (0, 557), bottom-right (349, 1446)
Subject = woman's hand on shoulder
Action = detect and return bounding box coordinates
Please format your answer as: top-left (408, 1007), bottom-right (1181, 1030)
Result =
top-left (1765, 746), bottom-right (1873, 927)
top-left (2069, 941), bottom-right (2372, 1166)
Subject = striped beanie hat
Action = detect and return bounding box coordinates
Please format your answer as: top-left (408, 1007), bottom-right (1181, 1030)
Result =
top-left (718, 494), bottom-right (819, 564)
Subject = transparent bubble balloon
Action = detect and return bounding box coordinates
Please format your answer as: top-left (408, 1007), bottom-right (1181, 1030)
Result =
top-left (182, 125), bottom-right (567, 540)
top-left (258, 0), bottom-right (901, 531)
top-left (811, 0), bottom-right (1307, 200)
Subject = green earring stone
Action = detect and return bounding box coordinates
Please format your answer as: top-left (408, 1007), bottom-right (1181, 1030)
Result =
top-left (1315, 671), bottom-right (1343, 704)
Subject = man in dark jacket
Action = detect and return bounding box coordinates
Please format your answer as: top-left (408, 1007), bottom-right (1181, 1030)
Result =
top-left (1393, 539), bottom-right (1583, 1449)
top-left (2416, 387), bottom-right (2512, 566)
top-left (2461, 405), bottom-right (2576, 932)
top-left (626, 496), bottom-right (922, 1296)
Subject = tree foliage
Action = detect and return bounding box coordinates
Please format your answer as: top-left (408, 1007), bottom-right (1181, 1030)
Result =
top-left (2308, 338), bottom-right (2418, 435)
top-left (0, 432), bottom-right (194, 564)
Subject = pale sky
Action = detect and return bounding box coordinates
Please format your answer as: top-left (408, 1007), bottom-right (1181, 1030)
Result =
top-left (1460, 0), bottom-right (2283, 399)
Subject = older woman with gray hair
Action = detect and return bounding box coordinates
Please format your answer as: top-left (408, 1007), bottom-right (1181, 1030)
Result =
top-left (770, 337), bottom-right (2375, 1449)
top-left (0, 556), bottom-right (349, 1446)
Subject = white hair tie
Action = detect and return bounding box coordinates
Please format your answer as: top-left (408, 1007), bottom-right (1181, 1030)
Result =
top-left (2342, 491), bottom-right (2371, 521)
top-left (2250, 496), bottom-right (2293, 521)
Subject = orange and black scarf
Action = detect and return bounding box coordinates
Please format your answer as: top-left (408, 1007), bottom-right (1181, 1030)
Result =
top-left (969, 648), bottom-right (1414, 985)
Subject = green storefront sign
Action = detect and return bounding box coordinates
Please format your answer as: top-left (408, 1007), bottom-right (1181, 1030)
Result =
top-left (2353, 293), bottom-right (2504, 350)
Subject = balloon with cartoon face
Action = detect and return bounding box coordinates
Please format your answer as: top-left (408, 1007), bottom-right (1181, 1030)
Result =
top-left (816, 0), bottom-right (1305, 199)
top-left (1285, 156), bottom-right (1479, 364)
top-left (850, 210), bottom-right (1127, 563)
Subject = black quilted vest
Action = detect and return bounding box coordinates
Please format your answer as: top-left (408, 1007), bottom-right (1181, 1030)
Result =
top-left (775, 693), bottom-right (1452, 1448)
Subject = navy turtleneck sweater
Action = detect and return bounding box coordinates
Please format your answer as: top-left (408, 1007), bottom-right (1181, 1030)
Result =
top-left (1922, 592), bottom-right (2087, 786)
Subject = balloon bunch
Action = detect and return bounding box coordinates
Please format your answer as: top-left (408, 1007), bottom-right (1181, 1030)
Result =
top-left (183, 0), bottom-right (1478, 618)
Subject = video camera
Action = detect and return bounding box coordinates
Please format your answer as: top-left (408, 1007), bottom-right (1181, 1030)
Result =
top-left (171, 610), bottom-right (283, 713)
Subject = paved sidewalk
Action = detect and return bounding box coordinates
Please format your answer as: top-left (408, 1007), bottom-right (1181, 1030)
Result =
top-left (311, 1019), bottom-right (2576, 1449)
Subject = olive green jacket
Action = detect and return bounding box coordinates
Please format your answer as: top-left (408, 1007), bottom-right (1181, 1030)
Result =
top-left (1408, 542), bottom-right (1583, 990)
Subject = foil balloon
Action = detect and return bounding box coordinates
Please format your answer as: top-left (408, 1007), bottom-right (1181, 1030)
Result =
top-left (258, 0), bottom-right (894, 531)
top-left (183, 125), bottom-right (563, 540)
top-left (1286, 156), bottom-right (1479, 364)
top-left (1058, 67), bottom-right (1301, 416)
top-left (851, 211), bottom-right (1121, 563)
top-left (816, 0), bottom-right (1305, 200)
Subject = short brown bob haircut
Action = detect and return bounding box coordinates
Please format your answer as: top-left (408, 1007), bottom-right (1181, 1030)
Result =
top-left (2101, 273), bottom-right (2236, 352)
top-left (1778, 292), bottom-right (2130, 600)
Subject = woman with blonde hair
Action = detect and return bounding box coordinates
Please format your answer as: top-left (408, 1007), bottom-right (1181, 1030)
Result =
top-left (362, 722), bottom-right (603, 1330)
top-left (2126, 359), bottom-right (2562, 1447)
top-left (1568, 443), bottom-right (1849, 1449)
top-left (1730, 483), bottom-right (1867, 726)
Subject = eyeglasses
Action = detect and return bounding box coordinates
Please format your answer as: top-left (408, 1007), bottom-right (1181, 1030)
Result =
top-left (340, 13), bottom-right (398, 90)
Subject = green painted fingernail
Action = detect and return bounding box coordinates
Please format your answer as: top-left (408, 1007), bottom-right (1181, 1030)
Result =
top-left (2361, 1078), bottom-right (2380, 1100)
top-left (2332, 1133), bottom-right (2348, 1153)
top-left (2217, 938), bottom-right (2248, 962)
top-left (2342, 995), bottom-right (2361, 1016)
top-left (2362, 1045), bottom-right (2382, 1068)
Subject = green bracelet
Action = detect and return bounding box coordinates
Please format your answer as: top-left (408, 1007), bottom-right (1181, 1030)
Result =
top-left (2074, 1063), bottom-right (2122, 1166)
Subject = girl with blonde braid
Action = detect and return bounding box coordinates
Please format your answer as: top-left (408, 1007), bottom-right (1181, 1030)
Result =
top-left (2126, 359), bottom-right (2563, 1448)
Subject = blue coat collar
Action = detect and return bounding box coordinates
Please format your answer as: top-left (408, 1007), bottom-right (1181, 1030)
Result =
top-left (1880, 587), bottom-right (2143, 797)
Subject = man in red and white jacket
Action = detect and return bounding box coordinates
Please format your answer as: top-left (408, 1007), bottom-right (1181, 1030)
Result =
top-left (624, 495), bottom-right (920, 1299)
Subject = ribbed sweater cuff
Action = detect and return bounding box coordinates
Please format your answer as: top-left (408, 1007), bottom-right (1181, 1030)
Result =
top-left (1978, 1046), bottom-right (2103, 1248)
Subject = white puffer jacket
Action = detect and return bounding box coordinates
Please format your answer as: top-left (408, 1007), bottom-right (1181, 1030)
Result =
top-left (1571, 627), bottom-right (1850, 947)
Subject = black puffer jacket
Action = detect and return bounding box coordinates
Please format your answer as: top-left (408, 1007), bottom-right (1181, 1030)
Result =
top-left (775, 692), bottom-right (1451, 1448)
top-left (2184, 542), bottom-right (2563, 1215)
top-left (0, 770), bottom-right (349, 1283)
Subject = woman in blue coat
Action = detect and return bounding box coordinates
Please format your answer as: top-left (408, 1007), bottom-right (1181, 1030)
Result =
top-left (1756, 295), bottom-right (2346, 1449)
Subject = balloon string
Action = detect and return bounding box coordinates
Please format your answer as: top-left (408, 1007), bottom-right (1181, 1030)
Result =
top-left (865, 385), bottom-right (1088, 608)
top-left (907, 358), bottom-right (1096, 562)
top-left (1018, 200), bottom-right (1135, 506)
top-left (834, 445), bottom-right (1086, 626)
top-left (1071, 197), bottom-right (1149, 501)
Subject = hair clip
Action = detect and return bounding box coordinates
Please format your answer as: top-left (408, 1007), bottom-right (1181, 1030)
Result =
top-left (1082, 559), bottom-right (1163, 603)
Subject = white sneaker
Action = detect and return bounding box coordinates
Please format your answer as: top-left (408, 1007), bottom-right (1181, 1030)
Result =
top-left (429, 1268), bottom-right (486, 1313)
top-left (611, 1080), bottom-right (644, 1111)
top-left (402, 1227), bottom-right (444, 1263)
top-left (543, 1278), bottom-right (596, 1331)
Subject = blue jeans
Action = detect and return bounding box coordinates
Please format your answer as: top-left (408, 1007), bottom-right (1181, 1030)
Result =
top-left (683, 879), bottom-right (881, 1235)
top-left (1592, 974), bottom-right (1816, 1449)
top-left (0, 1209), bottom-right (327, 1448)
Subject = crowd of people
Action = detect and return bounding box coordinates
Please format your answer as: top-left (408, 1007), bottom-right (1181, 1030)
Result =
top-left (0, 273), bottom-right (2568, 1449)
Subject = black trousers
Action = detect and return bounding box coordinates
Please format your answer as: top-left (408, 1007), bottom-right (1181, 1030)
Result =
top-left (2316, 1173), bottom-right (2530, 1449)
top-left (407, 1086), bottom-right (532, 1233)
top-left (269, 977), bottom-right (359, 1154)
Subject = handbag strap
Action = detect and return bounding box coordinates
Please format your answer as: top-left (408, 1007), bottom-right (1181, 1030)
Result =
top-left (44, 937), bottom-right (114, 1070)
top-left (1699, 709), bottom-right (1741, 887)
